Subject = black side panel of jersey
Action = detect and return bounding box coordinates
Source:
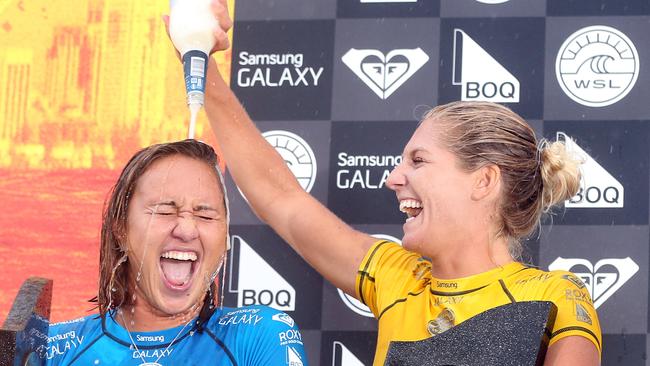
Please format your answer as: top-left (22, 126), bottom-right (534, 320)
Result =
top-left (384, 301), bottom-right (557, 366)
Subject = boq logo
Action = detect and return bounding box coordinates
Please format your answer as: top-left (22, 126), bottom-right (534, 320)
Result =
top-left (558, 132), bottom-right (623, 208)
top-left (228, 235), bottom-right (296, 311)
top-left (549, 257), bottom-right (639, 309)
top-left (452, 29), bottom-right (519, 103)
top-left (337, 234), bottom-right (401, 317)
top-left (342, 48), bottom-right (429, 100)
top-left (556, 25), bottom-right (639, 107)
top-left (332, 341), bottom-right (365, 366)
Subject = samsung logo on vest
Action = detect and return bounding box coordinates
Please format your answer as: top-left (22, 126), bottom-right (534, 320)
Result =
top-left (136, 334), bottom-right (165, 343)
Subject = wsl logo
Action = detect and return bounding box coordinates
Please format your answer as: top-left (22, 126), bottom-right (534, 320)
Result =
top-left (557, 132), bottom-right (623, 208)
top-left (332, 341), bottom-right (365, 366)
top-left (549, 257), bottom-right (639, 309)
top-left (337, 234), bottom-right (401, 317)
top-left (342, 48), bottom-right (429, 100)
top-left (556, 25), bottom-right (639, 107)
top-left (263, 130), bottom-right (317, 193)
top-left (452, 29), bottom-right (519, 103)
top-left (228, 235), bottom-right (296, 311)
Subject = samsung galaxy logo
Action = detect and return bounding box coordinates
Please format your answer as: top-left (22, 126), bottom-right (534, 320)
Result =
top-left (136, 334), bottom-right (165, 343)
top-left (337, 152), bottom-right (401, 167)
top-left (336, 153), bottom-right (401, 190)
top-left (237, 51), bottom-right (324, 87)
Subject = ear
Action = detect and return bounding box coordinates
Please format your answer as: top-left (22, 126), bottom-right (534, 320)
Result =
top-left (471, 164), bottom-right (501, 201)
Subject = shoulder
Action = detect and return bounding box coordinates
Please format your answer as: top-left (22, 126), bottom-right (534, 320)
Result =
top-left (362, 240), bottom-right (423, 272)
top-left (508, 266), bottom-right (593, 306)
top-left (46, 314), bottom-right (102, 364)
top-left (48, 313), bottom-right (100, 337)
top-left (208, 306), bottom-right (306, 364)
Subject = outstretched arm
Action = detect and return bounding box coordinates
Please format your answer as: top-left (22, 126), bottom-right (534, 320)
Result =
top-left (200, 0), bottom-right (376, 296)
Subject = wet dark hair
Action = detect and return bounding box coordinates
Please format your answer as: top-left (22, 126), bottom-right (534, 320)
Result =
top-left (92, 139), bottom-right (222, 317)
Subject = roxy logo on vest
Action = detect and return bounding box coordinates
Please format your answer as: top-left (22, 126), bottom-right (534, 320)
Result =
top-left (548, 257), bottom-right (639, 309)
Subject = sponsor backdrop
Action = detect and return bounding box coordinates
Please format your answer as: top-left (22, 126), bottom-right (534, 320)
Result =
top-left (2, 0), bottom-right (650, 365)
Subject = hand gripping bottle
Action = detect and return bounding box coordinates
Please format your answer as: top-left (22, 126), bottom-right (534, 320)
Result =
top-left (169, 0), bottom-right (218, 138)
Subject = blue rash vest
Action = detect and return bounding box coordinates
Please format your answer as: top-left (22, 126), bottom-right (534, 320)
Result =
top-left (44, 305), bottom-right (307, 366)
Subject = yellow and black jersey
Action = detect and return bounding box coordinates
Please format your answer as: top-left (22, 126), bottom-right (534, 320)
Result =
top-left (356, 240), bottom-right (602, 366)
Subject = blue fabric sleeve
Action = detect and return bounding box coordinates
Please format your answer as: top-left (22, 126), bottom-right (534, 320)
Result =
top-left (243, 307), bottom-right (308, 366)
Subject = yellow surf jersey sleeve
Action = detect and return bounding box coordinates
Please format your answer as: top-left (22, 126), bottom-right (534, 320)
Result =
top-left (356, 240), bottom-right (602, 366)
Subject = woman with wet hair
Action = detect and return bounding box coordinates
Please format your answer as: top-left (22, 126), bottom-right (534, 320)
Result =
top-left (196, 1), bottom-right (601, 365)
top-left (45, 139), bottom-right (307, 365)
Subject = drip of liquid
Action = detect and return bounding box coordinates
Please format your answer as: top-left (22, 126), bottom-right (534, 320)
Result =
top-left (188, 103), bottom-right (201, 139)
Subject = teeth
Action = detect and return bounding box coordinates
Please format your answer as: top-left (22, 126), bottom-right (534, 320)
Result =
top-left (161, 251), bottom-right (197, 261)
top-left (399, 199), bottom-right (422, 213)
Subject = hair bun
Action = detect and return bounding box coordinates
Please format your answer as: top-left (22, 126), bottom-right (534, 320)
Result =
top-left (539, 139), bottom-right (582, 210)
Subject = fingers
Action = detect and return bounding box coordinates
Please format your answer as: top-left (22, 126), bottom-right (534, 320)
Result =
top-left (210, 0), bottom-right (232, 52)
top-left (161, 14), bottom-right (170, 36)
top-left (212, 0), bottom-right (233, 32)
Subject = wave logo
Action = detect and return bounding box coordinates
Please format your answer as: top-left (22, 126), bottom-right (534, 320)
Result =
top-left (263, 130), bottom-right (317, 193)
top-left (548, 257), bottom-right (639, 309)
top-left (475, 0), bottom-right (509, 3)
top-left (342, 48), bottom-right (429, 100)
top-left (337, 234), bottom-right (401, 317)
top-left (556, 25), bottom-right (639, 107)
top-left (332, 341), bottom-right (365, 366)
top-left (228, 235), bottom-right (296, 311)
top-left (557, 132), bottom-right (623, 208)
top-left (452, 29), bottom-right (519, 103)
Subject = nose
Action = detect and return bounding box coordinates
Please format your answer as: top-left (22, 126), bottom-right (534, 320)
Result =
top-left (171, 212), bottom-right (199, 242)
top-left (385, 162), bottom-right (406, 191)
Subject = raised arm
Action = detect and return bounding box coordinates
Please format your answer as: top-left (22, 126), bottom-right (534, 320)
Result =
top-left (204, 60), bottom-right (375, 295)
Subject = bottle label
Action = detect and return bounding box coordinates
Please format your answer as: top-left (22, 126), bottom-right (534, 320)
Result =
top-left (182, 50), bottom-right (209, 95)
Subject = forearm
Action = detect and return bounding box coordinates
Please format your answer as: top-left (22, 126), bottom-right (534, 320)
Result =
top-left (203, 58), bottom-right (302, 222)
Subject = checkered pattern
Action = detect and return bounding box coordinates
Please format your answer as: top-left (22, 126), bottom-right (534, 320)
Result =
top-left (223, 1), bottom-right (650, 364)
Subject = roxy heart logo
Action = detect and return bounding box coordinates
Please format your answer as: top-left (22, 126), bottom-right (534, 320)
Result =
top-left (342, 48), bottom-right (429, 99)
top-left (548, 257), bottom-right (639, 309)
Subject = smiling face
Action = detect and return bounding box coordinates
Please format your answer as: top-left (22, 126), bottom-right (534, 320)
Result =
top-left (124, 154), bottom-right (227, 315)
top-left (386, 118), bottom-right (481, 257)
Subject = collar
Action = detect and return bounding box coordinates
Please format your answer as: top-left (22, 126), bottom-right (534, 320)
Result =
top-left (429, 262), bottom-right (526, 296)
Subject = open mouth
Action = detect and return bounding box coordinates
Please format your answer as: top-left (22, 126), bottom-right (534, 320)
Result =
top-left (399, 199), bottom-right (423, 222)
top-left (160, 250), bottom-right (199, 290)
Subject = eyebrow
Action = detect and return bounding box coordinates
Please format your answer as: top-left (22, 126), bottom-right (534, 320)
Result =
top-left (151, 200), bottom-right (217, 212)
top-left (194, 204), bottom-right (218, 212)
